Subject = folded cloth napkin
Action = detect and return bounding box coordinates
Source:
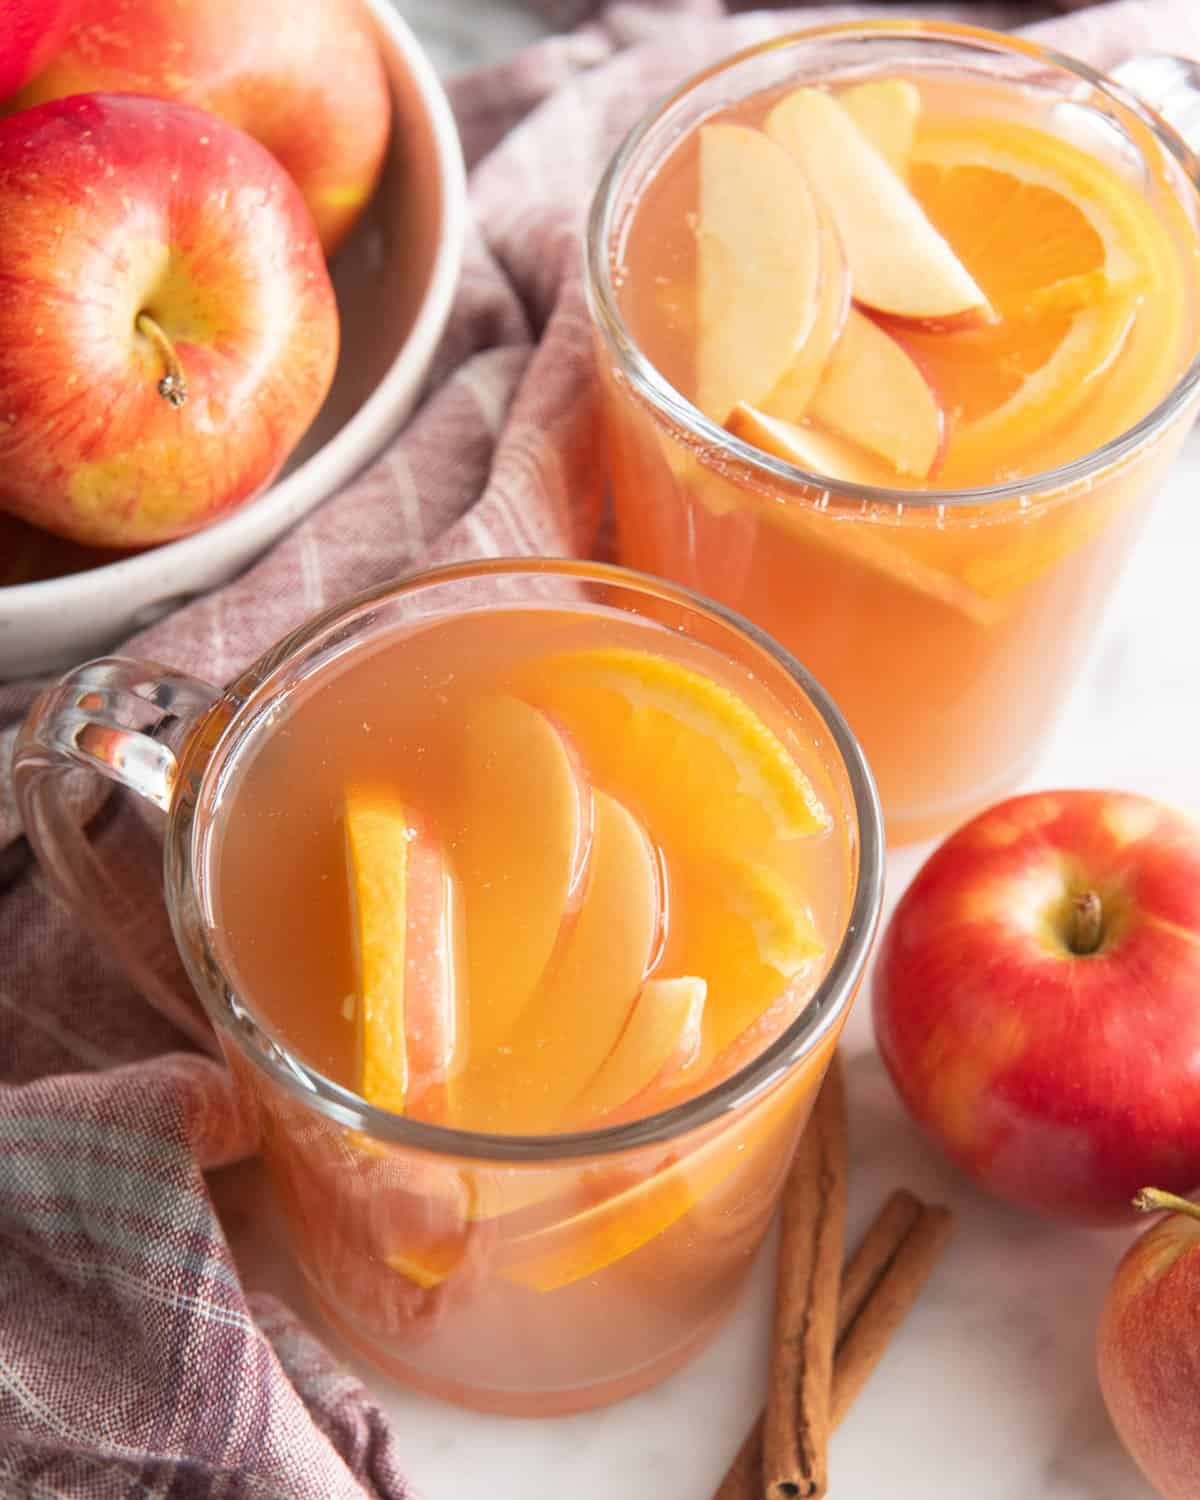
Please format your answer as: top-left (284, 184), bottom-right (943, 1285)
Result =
top-left (1, 1), bottom-right (1197, 1494)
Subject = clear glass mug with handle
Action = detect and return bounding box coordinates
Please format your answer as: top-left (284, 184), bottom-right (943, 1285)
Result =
top-left (585, 22), bottom-right (1200, 846)
top-left (12, 558), bottom-right (884, 1415)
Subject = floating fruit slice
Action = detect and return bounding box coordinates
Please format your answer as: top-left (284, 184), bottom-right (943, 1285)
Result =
top-left (765, 88), bottom-right (990, 324)
top-left (940, 295), bottom-right (1138, 485)
top-left (729, 401), bottom-right (897, 487)
top-left (457, 790), bottom-right (662, 1135)
top-left (900, 117), bottom-right (1163, 485)
top-left (344, 790), bottom-right (458, 1119)
top-left (809, 307), bottom-right (945, 478)
top-left (909, 117), bottom-right (1158, 323)
top-left (384, 1242), bottom-right (464, 1289)
top-left (959, 467), bottom-right (1149, 601)
top-left (699, 975), bottom-right (822, 1092)
top-left (516, 647), bottom-right (829, 859)
top-left (678, 856), bottom-right (823, 1068)
top-left (725, 404), bottom-right (1002, 628)
top-left (499, 1078), bottom-right (800, 1292)
top-left (564, 976), bottom-right (706, 1127)
top-left (454, 695), bottom-right (591, 1055)
top-left (759, 205), bottom-right (850, 423)
top-left (839, 78), bottom-right (921, 176)
top-left (695, 121), bottom-right (823, 424)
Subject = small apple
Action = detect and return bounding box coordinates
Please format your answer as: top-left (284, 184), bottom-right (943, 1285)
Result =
top-left (0, 93), bottom-right (339, 549)
top-left (873, 790), bottom-right (1200, 1223)
top-left (0, 0), bottom-right (79, 101)
top-left (1098, 1188), bottom-right (1200, 1500)
top-left (16, 0), bottom-right (390, 256)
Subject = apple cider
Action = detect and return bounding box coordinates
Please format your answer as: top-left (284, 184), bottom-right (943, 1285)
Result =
top-left (207, 588), bottom-right (864, 1413)
top-left (590, 27), bottom-right (1200, 842)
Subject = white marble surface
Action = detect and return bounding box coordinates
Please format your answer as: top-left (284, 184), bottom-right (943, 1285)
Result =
top-left (219, 6), bottom-right (1199, 1496)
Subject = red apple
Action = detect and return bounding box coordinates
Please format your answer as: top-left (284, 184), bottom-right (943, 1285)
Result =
top-left (1098, 1188), bottom-right (1200, 1499)
top-left (873, 790), bottom-right (1200, 1223)
top-left (17, 0), bottom-right (390, 256)
top-left (0, 0), bottom-right (80, 101)
top-left (0, 93), bottom-right (339, 549)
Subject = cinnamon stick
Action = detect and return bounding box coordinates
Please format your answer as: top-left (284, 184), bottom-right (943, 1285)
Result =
top-left (711, 1189), bottom-right (954, 1500)
top-left (830, 1202), bottom-right (955, 1426)
top-left (835, 1189), bottom-right (923, 1342)
top-left (762, 1054), bottom-right (848, 1500)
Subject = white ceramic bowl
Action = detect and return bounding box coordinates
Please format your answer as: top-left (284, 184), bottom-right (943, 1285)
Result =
top-left (0, 0), bottom-right (467, 680)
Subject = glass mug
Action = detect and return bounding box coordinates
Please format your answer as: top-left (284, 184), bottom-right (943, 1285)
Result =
top-left (586, 23), bottom-right (1200, 845)
top-left (14, 560), bottom-right (884, 1416)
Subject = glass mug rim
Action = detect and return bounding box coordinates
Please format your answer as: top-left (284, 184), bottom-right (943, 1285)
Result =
top-left (170, 558), bottom-right (884, 1164)
top-left (584, 17), bottom-right (1200, 512)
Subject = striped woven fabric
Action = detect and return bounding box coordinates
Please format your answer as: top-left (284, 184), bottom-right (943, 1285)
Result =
top-left (0, 1), bottom-right (1191, 1494)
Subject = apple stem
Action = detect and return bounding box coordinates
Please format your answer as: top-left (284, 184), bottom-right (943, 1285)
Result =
top-left (136, 312), bottom-right (187, 409)
top-left (1134, 1187), bottom-right (1200, 1223)
top-left (1068, 890), bottom-right (1103, 955)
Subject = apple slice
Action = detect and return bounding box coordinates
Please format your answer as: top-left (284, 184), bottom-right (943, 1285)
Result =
top-left (454, 695), bottom-right (591, 1055)
top-left (759, 205), bottom-right (850, 423)
top-left (344, 789), bottom-right (458, 1120)
top-left (839, 78), bottom-right (921, 177)
top-left (725, 403), bottom-right (1003, 627)
top-left (765, 88), bottom-right (990, 323)
top-left (564, 976), bottom-right (706, 1127)
top-left (809, 307), bottom-right (944, 478)
top-left (695, 122), bottom-right (823, 424)
top-left (728, 401), bottom-right (902, 487)
top-left (458, 790), bottom-right (663, 1135)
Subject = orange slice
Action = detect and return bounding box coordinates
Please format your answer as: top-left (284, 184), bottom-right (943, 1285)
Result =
top-left (695, 122), bottom-right (823, 424)
top-left (456, 790), bottom-right (662, 1135)
top-left (564, 976), bottom-right (706, 1127)
top-left (676, 856), bottom-right (824, 1069)
top-left (498, 1076), bottom-right (800, 1293)
top-left (384, 1241), bottom-right (466, 1289)
top-left (344, 790), bottom-right (458, 1120)
top-left (910, 119), bottom-right (1156, 322)
top-left (939, 295), bottom-right (1138, 483)
top-left (453, 695), bottom-right (591, 1054)
top-left (902, 117), bottom-right (1162, 484)
top-left (515, 647), bottom-right (829, 856)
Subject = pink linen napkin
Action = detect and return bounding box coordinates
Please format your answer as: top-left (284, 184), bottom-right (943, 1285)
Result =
top-left (1, 1), bottom-right (1198, 1494)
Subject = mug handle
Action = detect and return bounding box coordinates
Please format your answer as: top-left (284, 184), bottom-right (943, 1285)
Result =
top-left (13, 656), bottom-right (224, 1053)
top-left (1110, 54), bottom-right (1200, 150)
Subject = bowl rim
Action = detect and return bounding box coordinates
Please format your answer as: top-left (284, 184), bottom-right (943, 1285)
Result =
top-left (0, 0), bottom-right (468, 611)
